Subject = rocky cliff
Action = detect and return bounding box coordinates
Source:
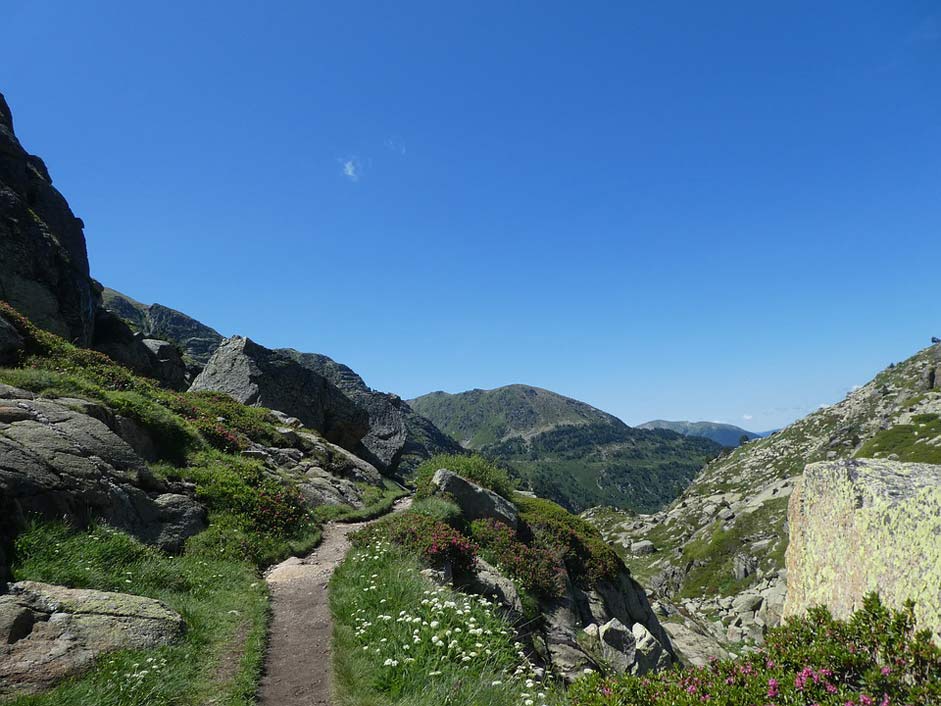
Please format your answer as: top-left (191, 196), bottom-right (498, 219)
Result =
top-left (190, 336), bottom-right (370, 451)
top-left (281, 349), bottom-right (463, 474)
top-left (0, 93), bottom-right (99, 345)
top-left (784, 458), bottom-right (941, 642)
top-left (584, 341), bottom-right (941, 661)
top-left (101, 288), bottom-right (224, 370)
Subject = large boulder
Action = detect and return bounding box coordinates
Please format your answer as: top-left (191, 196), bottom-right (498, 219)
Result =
top-left (0, 92), bottom-right (99, 345)
top-left (92, 308), bottom-right (187, 390)
top-left (279, 349), bottom-right (463, 474)
top-left (0, 385), bottom-right (206, 584)
top-left (430, 469), bottom-right (519, 528)
top-left (0, 581), bottom-right (184, 696)
top-left (785, 458), bottom-right (941, 642)
top-left (190, 337), bottom-right (368, 451)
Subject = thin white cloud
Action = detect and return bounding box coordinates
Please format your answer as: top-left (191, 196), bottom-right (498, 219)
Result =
top-left (742, 414), bottom-right (753, 421)
top-left (340, 157), bottom-right (360, 182)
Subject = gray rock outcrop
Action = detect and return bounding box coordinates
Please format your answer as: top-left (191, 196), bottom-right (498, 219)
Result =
top-left (785, 458), bottom-right (941, 642)
top-left (92, 308), bottom-right (187, 389)
top-left (0, 92), bottom-right (99, 345)
top-left (0, 385), bottom-right (206, 584)
top-left (279, 349), bottom-right (463, 474)
top-left (430, 469), bottom-right (519, 528)
top-left (0, 581), bottom-right (184, 696)
top-left (190, 337), bottom-right (368, 451)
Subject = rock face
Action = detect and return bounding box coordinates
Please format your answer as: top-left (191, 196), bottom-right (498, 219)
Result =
top-left (280, 349), bottom-right (463, 474)
top-left (0, 314), bottom-right (24, 365)
top-left (785, 458), bottom-right (941, 641)
top-left (0, 92), bottom-right (99, 345)
top-left (190, 337), bottom-right (368, 451)
top-left (0, 384), bottom-right (206, 584)
top-left (92, 308), bottom-right (187, 389)
top-left (0, 581), bottom-right (184, 696)
top-left (101, 288), bottom-right (224, 372)
top-left (431, 469), bottom-right (519, 528)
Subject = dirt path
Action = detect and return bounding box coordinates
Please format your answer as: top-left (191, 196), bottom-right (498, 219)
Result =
top-left (258, 497), bottom-right (411, 705)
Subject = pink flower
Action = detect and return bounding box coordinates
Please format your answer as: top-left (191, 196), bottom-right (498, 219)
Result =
top-left (767, 678), bottom-right (780, 698)
top-left (880, 666), bottom-right (892, 676)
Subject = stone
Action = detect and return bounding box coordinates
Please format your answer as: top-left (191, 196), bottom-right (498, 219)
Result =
top-left (463, 557), bottom-right (525, 623)
top-left (732, 553), bottom-right (757, 581)
top-left (191, 337), bottom-right (369, 451)
top-left (731, 592), bottom-right (763, 615)
top-left (430, 469), bottom-right (518, 528)
top-left (92, 309), bottom-right (187, 390)
top-left (0, 314), bottom-right (24, 365)
top-left (0, 390), bottom-right (206, 582)
top-left (631, 622), bottom-right (669, 674)
top-left (662, 621), bottom-right (730, 667)
top-left (784, 458), bottom-right (941, 642)
top-left (277, 349), bottom-right (463, 475)
top-left (0, 92), bottom-right (99, 346)
top-left (630, 540), bottom-right (656, 555)
top-left (0, 581), bottom-right (184, 696)
top-left (598, 618), bottom-right (635, 672)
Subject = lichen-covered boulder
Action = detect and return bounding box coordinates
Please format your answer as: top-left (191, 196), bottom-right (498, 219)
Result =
top-left (784, 458), bottom-right (941, 642)
top-left (0, 581), bottom-right (184, 696)
top-left (430, 469), bottom-right (519, 529)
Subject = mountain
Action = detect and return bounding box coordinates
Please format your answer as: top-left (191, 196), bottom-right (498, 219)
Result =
top-left (584, 341), bottom-right (941, 652)
top-left (101, 288), bottom-right (224, 369)
top-left (637, 420), bottom-right (761, 447)
top-left (411, 385), bottom-right (721, 513)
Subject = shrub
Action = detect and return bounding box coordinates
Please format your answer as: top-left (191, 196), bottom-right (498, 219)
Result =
top-left (469, 518), bottom-right (565, 597)
top-left (352, 512), bottom-right (478, 575)
top-left (569, 593), bottom-right (941, 706)
top-left (412, 453), bottom-right (515, 500)
top-left (410, 497), bottom-right (464, 527)
top-left (515, 495), bottom-right (621, 587)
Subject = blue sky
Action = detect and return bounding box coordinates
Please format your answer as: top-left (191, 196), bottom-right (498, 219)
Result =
top-left (3, 1), bottom-right (939, 430)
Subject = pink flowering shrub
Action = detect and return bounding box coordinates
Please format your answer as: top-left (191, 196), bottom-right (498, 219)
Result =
top-left (351, 512), bottom-right (478, 574)
top-left (569, 594), bottom-right (940, 706)
top-left (469, 518), bottom-right (566, 597)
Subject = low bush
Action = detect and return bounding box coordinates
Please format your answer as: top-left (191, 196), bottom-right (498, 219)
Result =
top-left (410, 497), bottom-right (464, 527)
top-left (569, 593), bottom-right (941, 706)
top-left (469, 518), bottom-right (565, 598)
top-left (352, 512), bottom-right (478, 575)
top-left (412, 453), bottom-right (515, 500)
top-left (515, 495), bottom-right (621, 587)
top-left (312, 482), bottom-right (409, 524)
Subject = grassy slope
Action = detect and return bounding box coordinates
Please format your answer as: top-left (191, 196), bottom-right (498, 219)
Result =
top-left (585, 342), bottom-right (941, 599)
top-left (0, 302), bottom-right (401, 704)
top-left (412, 386), bottom-right (720, 513)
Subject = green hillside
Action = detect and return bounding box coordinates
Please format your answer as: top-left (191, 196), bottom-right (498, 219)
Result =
top-left (411, 385), bottom-right (720, 513)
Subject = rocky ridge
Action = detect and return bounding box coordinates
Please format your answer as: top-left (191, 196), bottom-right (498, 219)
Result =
top-left (583, 341), bottom-right (941, 662)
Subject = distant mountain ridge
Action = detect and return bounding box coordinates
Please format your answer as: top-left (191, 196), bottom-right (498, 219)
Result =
top-left (411, 385), bottom-right (720, 513)
top-left (637, 420), bottom-right (761, 447)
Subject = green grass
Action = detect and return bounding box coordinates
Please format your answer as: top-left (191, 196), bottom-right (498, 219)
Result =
top-left (5, 523), bottom-right (268, 706)
top-left (409, 497), bottom-right (464, 527)
top-left (330, 541), bottom-right (561, 706)
top-left (856, 413), bottom-right (941, 464)
top-left (313, 481), bottom-right (409, 524)
top-left (412, 453), bottom-right (516, 500)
